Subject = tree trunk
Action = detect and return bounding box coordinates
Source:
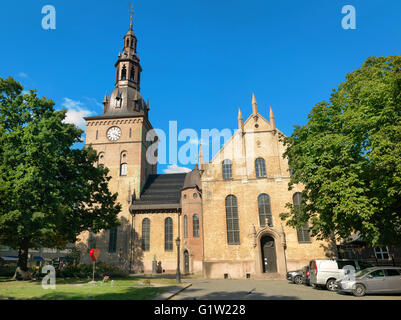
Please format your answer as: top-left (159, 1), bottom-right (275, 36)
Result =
top-left (12, 241), bottom-right (31, 280)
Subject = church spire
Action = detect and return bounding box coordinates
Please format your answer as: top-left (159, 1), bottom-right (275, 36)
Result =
top-left (198, 144), bottom-right (204, 166)
top-left (252, 92), bottom-right (258, 115)
top-left (114, 4), bottom-right (141, 91)
top-left (270, 105), bottom-right (276, 130)
top-left (238, 108), bottom-right (244, 131)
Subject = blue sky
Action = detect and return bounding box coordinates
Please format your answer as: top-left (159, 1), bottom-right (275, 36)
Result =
top-left (1, 0), bottom-right (400, 173)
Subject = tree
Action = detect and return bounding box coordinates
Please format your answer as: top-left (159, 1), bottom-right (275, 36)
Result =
top-left (0, 77), bottom-right (121, 276)
top-left (280, 56), bottom-right (401, 247)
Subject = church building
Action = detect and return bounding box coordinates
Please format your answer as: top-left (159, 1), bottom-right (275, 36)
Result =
top-left (78, 13), bottom-right (334, 279)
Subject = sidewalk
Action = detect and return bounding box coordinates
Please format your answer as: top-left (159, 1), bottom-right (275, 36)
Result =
top-left (153, 282), bottom-right (192, 300)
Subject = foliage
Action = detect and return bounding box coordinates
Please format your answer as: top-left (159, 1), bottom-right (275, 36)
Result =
top-left (0, 77), bottom-right (122, 271)
top-left (280, 56), bottom-right (401, 246)
top-left (66, 246), bottom-right (81, 265)
top-left (57, 262), bottom-right (129, 279)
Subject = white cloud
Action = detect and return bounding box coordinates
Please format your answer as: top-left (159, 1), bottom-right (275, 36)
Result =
top-left (62, 98), bottom-right (93, 129)
top-left (163, 164), bottom-right (192, 174)
top-left (17, 72), bottom-right (29, 79)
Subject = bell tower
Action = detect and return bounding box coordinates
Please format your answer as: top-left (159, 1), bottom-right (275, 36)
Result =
top-left (84, 6), bottom-right (157, 224)
top-left (114, 7), bottom-right (142, 91)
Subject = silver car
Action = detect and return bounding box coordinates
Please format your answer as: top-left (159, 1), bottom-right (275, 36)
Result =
top-left (336, 266), bottom-right (401, 297)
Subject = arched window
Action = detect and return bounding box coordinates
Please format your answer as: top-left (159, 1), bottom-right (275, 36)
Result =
top-left (222, 159), bottom-right (232, 180)
top-left (165, 217), bottom-right (173, 251)
top-left (121, 65), bottom-right (127, 80)
top-left (130, 67), bottom-right (135, 81)
top-left (193, 214), bottom-right (199, 237)
top-left (225, 195), bottom-right (240, 244)
top-left (120, 163), bottom-right (127, 176)
top-left (184, 215), bottom-right (188, 238)
top-left (255, 158), bottom-right (266, 178)
top-left (258, 194), bottom-right (273, 227)
top-left (126, 39), bottom-right (129, 47)
top-left (108, 227), bottom-right (117, 253)
top-left (142, 218), bottom-right (150, 251)
top-left (98, 152), bottom-right (105, 168)
top-left (293, 192), bottom-right (311, 243)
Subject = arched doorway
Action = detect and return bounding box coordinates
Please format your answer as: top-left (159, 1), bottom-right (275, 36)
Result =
top-left (183, 250), bottom-right (190, 275)
top-left (261, 235), bottom-right (277, 273)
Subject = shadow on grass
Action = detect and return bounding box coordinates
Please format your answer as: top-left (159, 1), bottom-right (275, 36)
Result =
top-left (30, 286), bottom-right (167, 300)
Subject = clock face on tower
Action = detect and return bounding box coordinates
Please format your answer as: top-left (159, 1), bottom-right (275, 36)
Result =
top-left (107, 126), bottom-right (122, 141)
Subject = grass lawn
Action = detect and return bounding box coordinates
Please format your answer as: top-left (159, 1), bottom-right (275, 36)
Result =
top-left (0, 276), bottom-right (178, 300)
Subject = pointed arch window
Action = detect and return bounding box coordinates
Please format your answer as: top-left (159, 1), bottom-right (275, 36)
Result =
top-left (108, 227), bottom-right (117, 253)
top-left (225, 195), bottom-right (240, 244)
top-left (165, 218), bottom-right (173, 251)
top-left (222, 159), bottom-right (232, 180)
top-left (121, 65), bottom-right (127, 80)
top-left (184, 215), bottom-right (188, 238)
top-left (126, 39), bottom-right (129, 48)
top-left (193, 214), bottom-right (200, 238)
top-left (255, 158), bottom-right (266, 178)
top-left (258, 194), bottom-right (273, 227)
top-left (142, 218), bottom-right (150, 252)
top-left (293, 192), bottom-right (311, 243)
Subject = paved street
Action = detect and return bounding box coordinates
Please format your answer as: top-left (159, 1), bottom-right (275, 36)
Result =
top-left (171, 279), bottom-right (401, 300)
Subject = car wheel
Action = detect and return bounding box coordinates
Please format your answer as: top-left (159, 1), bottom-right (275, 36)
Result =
top-left (326, 279), bottom-right (337, 291)
top-left (352, 284), bottom-right (366, 297)
top-left (294, 276), bottom-right (303, 285)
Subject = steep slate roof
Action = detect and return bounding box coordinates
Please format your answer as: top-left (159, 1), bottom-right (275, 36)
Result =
top-left (130, 173), bottom-right (187, 211)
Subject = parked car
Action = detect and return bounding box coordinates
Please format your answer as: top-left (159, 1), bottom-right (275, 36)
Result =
top-left (286, 267), bottom-right (306, 284)
top-left (302, 265), bottom-right (311, 286)
top-left (309, 259), bottom-right (374, 291)
top-left (336, 267), bottom-right (401, 297)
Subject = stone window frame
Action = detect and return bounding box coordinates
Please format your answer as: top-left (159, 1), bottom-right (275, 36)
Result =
top-left (255, 157), bottom-right (267, 178)
top-left (258, 193), bottom-right (273, 227)
top-left (222, 159), bottom-right (233, 180)
top-left (142, 218), bottom-right (150, 252)
top-left (165, 217), bottom-right (173, 251)
top-left (183, 215), bottom-right (188, 238)
top-left (225, 195), bottom-right (240, 245)
top-left (193, 214), bottom-right (200, 238)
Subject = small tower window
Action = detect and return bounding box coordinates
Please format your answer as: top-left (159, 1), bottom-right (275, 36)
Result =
top-left (126, 39), bottom-right (129, 48)
top-left (130, 67), bottom-right (135, 81)
top-left (121, 66), bottom-right (127, 80)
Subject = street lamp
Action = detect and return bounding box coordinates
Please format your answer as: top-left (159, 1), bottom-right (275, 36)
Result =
top-left (175, 237), bottom-right (181, 283)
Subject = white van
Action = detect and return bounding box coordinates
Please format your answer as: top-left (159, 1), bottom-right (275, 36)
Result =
top-left (309, 259), bottom-right (373, 291)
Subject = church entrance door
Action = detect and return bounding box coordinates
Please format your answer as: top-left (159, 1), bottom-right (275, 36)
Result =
top-left (261, 236), bottom-right (277, 273)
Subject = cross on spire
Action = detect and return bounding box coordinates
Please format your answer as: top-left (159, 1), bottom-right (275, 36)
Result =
top-left (129, 3), bottom-right (134, 30)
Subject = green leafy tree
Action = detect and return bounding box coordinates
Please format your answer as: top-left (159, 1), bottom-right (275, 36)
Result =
top-left (0, 77), bottom-right (121, 274)
top-left (280, 56), bottom-right (401, 247)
